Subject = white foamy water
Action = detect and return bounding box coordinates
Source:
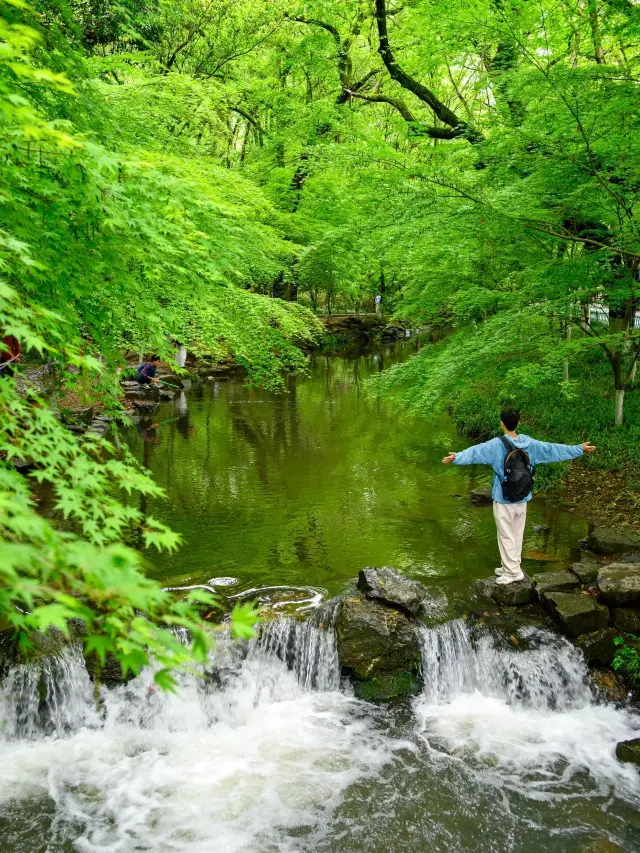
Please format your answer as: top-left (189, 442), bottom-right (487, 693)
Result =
top-left (416, 620), bottom-right (640, 803)
top-left (0, 621), bottom-right (403, 853)
top-left (1, 617), bottom-right (640, 853)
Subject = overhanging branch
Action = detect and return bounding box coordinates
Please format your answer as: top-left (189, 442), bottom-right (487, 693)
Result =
top-left (374, 0), bottom-right (482, 142)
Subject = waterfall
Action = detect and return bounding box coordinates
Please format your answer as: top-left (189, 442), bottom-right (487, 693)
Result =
top-left (0, 614), bottom-right (393, 853)
top-left (418, 619), bottom-right (592, 710)
top-left (415, 620), bottom-right (640, 805)
top-left (251, 603), bottom-right (340, 692)
top-left (0, 610), bottom-right (341, 743)
top-left (0, 645), bottom-right (98, 739)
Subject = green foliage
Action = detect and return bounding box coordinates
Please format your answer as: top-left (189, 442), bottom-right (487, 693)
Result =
top-left (613, 635), bottom-right (640, 686)
top-left (3, 0), bottom-right (640, 678)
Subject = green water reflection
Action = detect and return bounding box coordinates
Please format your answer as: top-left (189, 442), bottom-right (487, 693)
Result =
top-left (124, 341), bottom-right (587, 599)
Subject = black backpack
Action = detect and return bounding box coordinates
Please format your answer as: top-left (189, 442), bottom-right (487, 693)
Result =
top-left (500, 436), bottom-right (535, 502)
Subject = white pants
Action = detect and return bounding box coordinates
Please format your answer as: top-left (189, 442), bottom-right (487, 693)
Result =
top-left (493, 501), bottom-right (527, 578)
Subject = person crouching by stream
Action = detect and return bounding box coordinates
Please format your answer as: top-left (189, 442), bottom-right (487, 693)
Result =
top-left (136, 355), bottom-right (161, 386)
top-left (442, 408), bottom-right (596, 585)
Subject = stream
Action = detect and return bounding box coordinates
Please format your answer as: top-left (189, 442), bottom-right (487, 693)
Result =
top-left (1, 341), bottom-right (640, 852)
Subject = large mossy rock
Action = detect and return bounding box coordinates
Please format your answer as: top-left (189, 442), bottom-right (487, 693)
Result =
top-left (532, 571), bottom-right (579, 596)
top-left (357, 567), bottom-right (427, 616)
top-left (335, 595), bottom-right (421, 699)
top-left (597, 563), bottom-right (640, 606)
top-left (586, 527), bottom-right (640, 556)
top-left (611, 607), bottom-right (640, 634)
top-left (541, 591), bottom-right (609, 638)
top-left (615, 738), bottom-right (640, 767)
top-left (575, 629), bottom-right (617, 666)
top-left (474, 575), bottom-right (535, 607)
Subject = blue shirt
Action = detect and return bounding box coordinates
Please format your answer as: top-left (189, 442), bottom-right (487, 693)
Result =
top-left (452, 433), bottom-right (584, 504)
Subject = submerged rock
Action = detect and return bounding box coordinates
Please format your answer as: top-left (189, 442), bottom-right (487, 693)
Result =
top-left (615, 737), bottom-right (640, 767)
top-left (470, 487), bottom-right (493, 506)
top-left (580, 839), bottom-right (630, 853)
top-left (575, 629), bottom-right (617, 666)
top-left (357, 567), bottom-right (427, 616)
top-left (597, 563), bottom-right (640, 606)
top-left (586, 527), bottom-right (640, 556)
top-left (335, 595), bottom-right (421, 698)
top-left (541, 591), bottom-right (609, 638)
top-left (532, 571), bottom-right (580, 596)
top-left (353, 672), bottom-right (421, 702)
top-left (474, 575), bottom-right (535, 607)
top-left (611, 607), bottom-right (640, 634)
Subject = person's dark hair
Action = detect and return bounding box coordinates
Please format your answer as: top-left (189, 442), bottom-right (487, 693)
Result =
top-left (501, 407), bottom-right (520, 431)
top-left (150, 354), bottom-right (161, 362)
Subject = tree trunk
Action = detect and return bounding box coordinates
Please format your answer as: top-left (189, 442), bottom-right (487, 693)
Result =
top-left (615, 388), bottom-right (625, 426)
top-left (586, 0), bottom-right (605, 64)
top-left (563, 323), bottom-right (572, 381)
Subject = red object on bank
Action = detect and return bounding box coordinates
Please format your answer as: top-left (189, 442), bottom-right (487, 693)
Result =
top-left (0, 336), bottom-right (20, 363)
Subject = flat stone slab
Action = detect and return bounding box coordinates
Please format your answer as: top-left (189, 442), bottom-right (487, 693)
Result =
top-left (575, 629), bottom-right (617, 666)
top-left (611, 607), bottom-right (640, 634)
top-left (616, 738), bottom-right (640, 767)
top-left (357, 567), bottom-right (427, 616)
top-left (474, 575), bottom-right (535, 607)
top-left (532, 571), bottom-right (579, 596)
top-left (470, 487), bottom-right (493, 506)
top-left (597, 563), bottom-right (640, 606)
top-left (587, 527), bottom-right (640, 556)
top-left (541, 591), bottom-right (609, 638)
top-left (570, 561), bottom-right (601, 585)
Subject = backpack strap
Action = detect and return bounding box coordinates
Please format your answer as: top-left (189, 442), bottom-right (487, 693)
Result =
top-left (499, 435), bottom-right (514, 455)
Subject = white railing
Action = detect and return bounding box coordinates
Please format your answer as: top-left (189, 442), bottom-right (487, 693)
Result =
top-left (588, 304), bottom-right (640, 329)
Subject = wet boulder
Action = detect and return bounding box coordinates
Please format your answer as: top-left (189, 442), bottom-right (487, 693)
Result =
top-left (474, 574), bottom-right (535, 607)
top-left (131, 399), bottom-right (159, 415)
top-left (597, 563), bottom-right (640, 606)
top-left (541, 591), bottom-right (609, 638)
top-left (532, 571), bottom-right (580, 596)
top-left (586, 527), bottom-right (640, 557)
top-left (470, 487), bottom-right (493, 506)
top-left (575, 629), bottom-right (617, 666)
top-left (357, 567), bottom-right (427, 616)
top-left (589, 669), bottom-right (629, 704)
top-left (611, 607), bottom-right (640, 634)
top-left (615, 738), bottom-right (640, 767)
top-left (335, 595), bottom-right (422, 700)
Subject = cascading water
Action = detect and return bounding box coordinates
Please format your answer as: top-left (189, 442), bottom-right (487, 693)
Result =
top-left (418, 619), bottom-right (592, 709)
top-left (0, 645), bottom-right (99, 740)
top-left (251, 602), bottom-right (340, 692)
top-left (415, 620), bottom-right (640, 804)
top-left (1, 617), bottom-right (639, 853)
top-left (0, 616), bottom-right (399, 853)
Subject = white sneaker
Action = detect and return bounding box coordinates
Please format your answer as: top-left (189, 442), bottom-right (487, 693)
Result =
top-left (496, 572), bottom-right (525, 585)
top-left (494, 567), bottom-right (505, 577)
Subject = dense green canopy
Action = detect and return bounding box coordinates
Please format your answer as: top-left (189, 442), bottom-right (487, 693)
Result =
top-left (1, 0), bottom-right (639, 673)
